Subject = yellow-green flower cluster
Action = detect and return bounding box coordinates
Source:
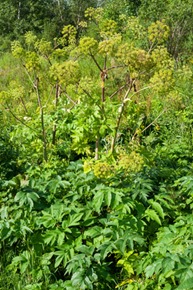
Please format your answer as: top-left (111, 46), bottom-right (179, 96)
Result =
top-left (79, 37), bottom-right (98, 55)
top-left (93, 162), bottom-right (112, 178)
top-left (148, 20), bottom-right (170, 45)
top-left (117, 151), bottom-right (144, 174)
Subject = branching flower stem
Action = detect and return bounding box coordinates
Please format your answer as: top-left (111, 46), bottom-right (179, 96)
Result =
top-left (22, 64), bottom-right (48, 161)
top-left (52, 83), bottom-right (60, 145)
top-left (3, 102), bottom-right (39, 138)
top-left (111, 83), bottom-right (157, 154)
top-left (110, 81), bottom-right (134, 154)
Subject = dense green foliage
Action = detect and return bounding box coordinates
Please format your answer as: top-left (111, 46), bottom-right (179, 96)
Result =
top-left (0, 0), bottom-right (99, 50)
top-left (0, 1), bottom-right (193, 289)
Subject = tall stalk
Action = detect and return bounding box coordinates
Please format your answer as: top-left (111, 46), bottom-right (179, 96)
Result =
top-left (23, 66), bottom-right (48, 162)
top-left (110, 81), bottom-right (156, 154)
top-left (52, 83), bottom-right (60, 145)
top-left (110, 80), bottom-right (134, 154)
top-left (35, 77), bottom-right (47, 162)
top-left (90, 53), bottom-right (108, 160)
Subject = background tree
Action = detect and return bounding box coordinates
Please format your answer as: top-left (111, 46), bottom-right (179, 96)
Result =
top-left (101, 0), bottom-right (141, 19)
top-left (139, 0), bottom-right (193, 60)
top-left (67, 0), bottom-right (98, 28)
top-left (0, 0), bottom-right (70, 50)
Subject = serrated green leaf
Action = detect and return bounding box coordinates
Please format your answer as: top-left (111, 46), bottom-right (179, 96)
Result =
top-left (14, 191), bottom-right (25, 202)
top-left (115, 238), bottom-right (127, 254)
top-left (20, 261), bottom-right (29, 274)
top-left (93, 191), bottom-right (104, 213)
top-left (149, 200), bottom-right (165, 219)
top-left (71, 269), bottom-right (85, 287)
top-left (41, 252), bottom-right (54, 265)
top-left (145, 209), bottom-right (162, 225)
top-left (0, 206), bottom-right (8, 219)
top-left (55, 254), bottom-right (64, 268)
top-left (99, 242), bottom-right (115, 259)
top-left (84, 226), bottom-right (102, 238)
top-left (105, 191), bottom-right (112, 207)
top-left (44, 230), bottom-right (57, 245)
top-left (68, 212), bottom-right (83, 227)
top-left (145, 259), bottom-right (162, 278)
top-left (176, 277), bottom-right (193, 290)
top-left (163, 284), bottom-right (172, 290)
top-left (76, 245), bottom-right (95, 256)
top-left (36, 213), bottom-right (56, 228)
top-left (57, 231), bottom-right (65, 246)
top-left (1, 226), bottom-right (12, 240)
top-left (27, 191), bottom-right (39, 201)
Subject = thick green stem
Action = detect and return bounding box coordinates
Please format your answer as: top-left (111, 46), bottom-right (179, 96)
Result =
top-left (95, 136), bottom-right (99, 160)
